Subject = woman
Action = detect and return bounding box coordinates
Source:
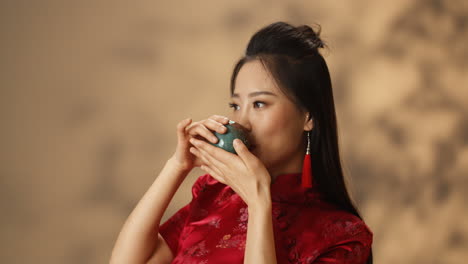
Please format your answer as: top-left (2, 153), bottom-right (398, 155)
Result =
top-left (111, 21), bottom-right (373, 264)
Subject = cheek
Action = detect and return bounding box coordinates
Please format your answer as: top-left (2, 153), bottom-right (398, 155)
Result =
top-left (256, 109), bottom-right (303, 150)
top-left (255, 110), bottom-right (287, 138)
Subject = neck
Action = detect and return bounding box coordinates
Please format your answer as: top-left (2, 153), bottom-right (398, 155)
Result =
top-left (269, 148), bottom-right (306, 183)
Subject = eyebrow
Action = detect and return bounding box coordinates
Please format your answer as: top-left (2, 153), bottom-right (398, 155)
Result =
top-left (231, 91), bottom-right (277, 98)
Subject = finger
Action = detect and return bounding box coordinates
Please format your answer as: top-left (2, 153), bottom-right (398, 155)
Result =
top-left (209, 115), bottom-right (230, 125)
top-left (188, 123), bottom-right (219, 143)
top-left (188, 147), bottom-right (203, 167)
top-left (177, 118), bottom-right (192, 143)
top-left (233, 139), bottom-right (259, 167)
top-left (204, 118), bottom-right (228, 134)
top-left (190, 138), bottom-right (234, 168)
top-left (200, 164), bottom-right (226, 185)
top-left (190, 147), bottom-right (225, 178)
top-left (194, 143), bottom-right (229, 174)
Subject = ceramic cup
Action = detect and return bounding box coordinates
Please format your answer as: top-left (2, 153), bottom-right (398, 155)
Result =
top-left (210, 120), bottom-right (251, 154)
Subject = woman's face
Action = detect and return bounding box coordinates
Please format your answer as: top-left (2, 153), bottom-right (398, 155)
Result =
top-left (228, 60), bottom-right (313, 179)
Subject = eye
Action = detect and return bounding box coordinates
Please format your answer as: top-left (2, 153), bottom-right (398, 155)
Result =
top-left (253, 101), bottom-right (266, 108)
top-left (229, 102), bottom-right (240, 111)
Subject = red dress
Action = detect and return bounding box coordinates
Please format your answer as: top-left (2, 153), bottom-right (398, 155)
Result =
top-left (159, 173), bottom-right (373, 263)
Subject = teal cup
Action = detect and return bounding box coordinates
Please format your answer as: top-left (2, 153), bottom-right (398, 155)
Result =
top-left (210, 120), bottom-right (251, 154)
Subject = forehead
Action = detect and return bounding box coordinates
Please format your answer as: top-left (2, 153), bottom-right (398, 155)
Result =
top-left (234, 60), bottom-right (281, 95)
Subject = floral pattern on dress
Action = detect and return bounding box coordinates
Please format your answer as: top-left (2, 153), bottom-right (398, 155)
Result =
top-left (234, 207), bottom-right (248, 232)
top-left (214, 188), bottom-right (233, 206)
top-left (215, 206), bottom-right (249, 250)
top-left (159, 173), bottom-right (373, 264)
top-left (183, 240), bottom-right (210, 257)
top-left (238, 207), bottom-right (248, 223)
top-left (322, 217), bottom-right (364, 241)
top-left (215, 233), bottom-right (246, 250)
top-left (208, 217), bottom-right (221, 229)
top-left (272, 205), bottom-right (286, 219)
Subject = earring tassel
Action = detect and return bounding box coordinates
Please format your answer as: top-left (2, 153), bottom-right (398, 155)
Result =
top-left (301, 153), bottom-right (313, 188)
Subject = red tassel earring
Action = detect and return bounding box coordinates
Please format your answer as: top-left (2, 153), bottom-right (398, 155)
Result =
top-left (302, 131), bottom-right (313, 188)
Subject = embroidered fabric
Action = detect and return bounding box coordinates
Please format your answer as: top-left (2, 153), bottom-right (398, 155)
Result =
top-left (159, 173), bottom-right (373, 263)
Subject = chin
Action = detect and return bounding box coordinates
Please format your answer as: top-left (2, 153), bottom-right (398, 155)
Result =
top-left (250, 147), bottom-right (262, 158)
top-left (249, 144), bottom-right (257, 153)
top-left (250, 148), bottom-right (259, 157)
top-left (252, 149), bottom-right (269, 165)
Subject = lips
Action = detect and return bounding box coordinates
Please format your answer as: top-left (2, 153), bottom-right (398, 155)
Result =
top-left (248, 140), bottom-right (257, 151)
top-left (246, 135), bottom-right (257, 151)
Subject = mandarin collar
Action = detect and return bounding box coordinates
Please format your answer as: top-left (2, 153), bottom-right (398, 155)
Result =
top-left (270, 172), bottom-right (323, 204)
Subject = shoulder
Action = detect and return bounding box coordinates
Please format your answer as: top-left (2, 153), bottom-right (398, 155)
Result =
top-left (322, 210), bottom-right (372, 246)
top-left (285, 205), bottom-right (373, 262)
top-left (294, 203), bottom-right (373, 248)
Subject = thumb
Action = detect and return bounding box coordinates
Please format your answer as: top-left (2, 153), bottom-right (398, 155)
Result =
top-left (233, 138), bottom-right (255, 162)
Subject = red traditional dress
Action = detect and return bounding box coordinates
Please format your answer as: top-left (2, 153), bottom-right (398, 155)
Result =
top-left (159, 172), bottom-right (373, 263)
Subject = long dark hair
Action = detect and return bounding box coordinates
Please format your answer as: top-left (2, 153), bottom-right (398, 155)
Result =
top-left (229, 21), bottom-right (373, 264)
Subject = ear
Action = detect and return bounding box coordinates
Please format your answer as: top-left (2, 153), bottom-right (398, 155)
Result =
top-left (303, 113), bottom-right (314, 131)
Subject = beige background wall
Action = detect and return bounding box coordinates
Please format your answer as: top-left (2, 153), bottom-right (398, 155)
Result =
top-left (1, 0), bottom-right (467, 263)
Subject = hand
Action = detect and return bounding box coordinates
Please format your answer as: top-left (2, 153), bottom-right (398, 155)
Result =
top-left (189, 137), bottom-right (271, 207)
top-left (170, 115), bottom-right (230, 172)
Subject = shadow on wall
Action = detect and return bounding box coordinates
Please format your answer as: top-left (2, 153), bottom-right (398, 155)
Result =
top-left (1, 0), bottom-right (467, 264)
top-left (336, 0), bottom-right (468, 263)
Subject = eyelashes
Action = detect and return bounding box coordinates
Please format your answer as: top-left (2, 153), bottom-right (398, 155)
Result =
top-left (228, 101), bottom-right (266, 111)
top-left (228, 103), bottom-right (240, 111)
top-left (253, 101), bottom-right (266, 108)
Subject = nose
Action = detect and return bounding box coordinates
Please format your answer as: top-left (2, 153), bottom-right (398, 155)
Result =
top-left (232, 112), bottom-right (252, 132)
